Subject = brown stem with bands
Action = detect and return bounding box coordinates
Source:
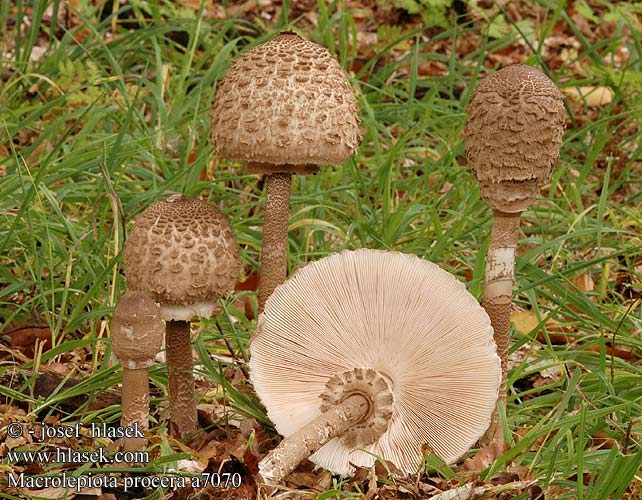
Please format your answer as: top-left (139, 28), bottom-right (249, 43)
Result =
top-left (258, 394), bottom-right (369, 485)
top-left (481, 210), bottom-right (520, 447)
top-left (121, 367), bottom-right (149, 453)
top-left (258, 172), bottom-right (292, 312)
top-left (166, 320), bottom-right (197, 437)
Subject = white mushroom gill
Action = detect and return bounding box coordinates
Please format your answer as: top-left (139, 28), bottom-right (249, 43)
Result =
top-left (250, 249), bottom-right (501, 477)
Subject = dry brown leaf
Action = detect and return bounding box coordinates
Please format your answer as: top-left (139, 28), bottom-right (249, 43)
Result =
top-left (4, 325), bottom-right (52, 358)
top-left (506, 465), bottom-right (533, 481)
top-left (562, 86), bottom-right (614, 106)
top-left (463, 440), bottom-right (504, 471)
top-left (571, 273), bottom-right (595, 293)
top-left (284, 469), bottom-right (332, 491)
top-left (585, 343), bottom-right (637, 361)
top-left (591, 431), bottom-right (616, 450)
top-left (235, 272), bottom-right (259, 320)
top-left (513, 311), bottom-right (576, 344)
top-left (512, 310), bottom-right (540, 335)
top-left (21, 487), bottom-right (77, 500)
top-left (239, 417), bottom-right (273, 455)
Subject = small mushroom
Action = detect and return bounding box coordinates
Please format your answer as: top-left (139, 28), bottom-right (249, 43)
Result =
top-left (211, 31), bottom-right (362, 311)
top-left (463, 64), bottom-right (565, 446)
top-left (123, 195), bottom-right (240, 437)
top-left (111, 291), bottom-right (164, 452)
top-left (250, 249), bottom-right (501, 483)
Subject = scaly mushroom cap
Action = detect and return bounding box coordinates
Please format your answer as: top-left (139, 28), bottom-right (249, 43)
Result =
top-left (463, 64), bottom-right (565, 212)
top-left (111, 291), bottom-right (164, 370)
top-left (250, 249), bottom-right (501, 476)
top-left (211, 31), bottom-right (362, 174)
top-left (123, 195), bottom-right (240, 321)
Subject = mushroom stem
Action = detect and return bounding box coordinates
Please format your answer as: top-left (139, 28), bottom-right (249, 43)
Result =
top-left (258, 393), bottom-right (369, 485)
top-left (166, 320), bottom-right (197, 437)
top-left (121, 367), bottom-right (149, 453)
top-left (258, 172), bottom-right (292, 312)
top-left (481, 210), bottom-right (520, 446)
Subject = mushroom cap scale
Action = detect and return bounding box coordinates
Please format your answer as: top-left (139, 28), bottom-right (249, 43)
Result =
top-left (463, 64), bottom-right (565, 212)
top-left (211, 32), bottom-right (362, 170)
top-left (123, 195), bottom-right (240, 318)
top-left (249, 249), bottom-right (501, 476)
top-left (111, 291), bottom-right (164, 370)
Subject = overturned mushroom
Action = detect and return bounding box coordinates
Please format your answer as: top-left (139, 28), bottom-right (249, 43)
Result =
top-left (111, 291), bottom-right (163, 453)
top-left (250, 249), bottom-right (501, 484)
top-left (211, 31), bottom-right (362, 311)
top-left (463, 64), bottom-right (565, 447)
top-left (123, 195), bottom-right (240, 437)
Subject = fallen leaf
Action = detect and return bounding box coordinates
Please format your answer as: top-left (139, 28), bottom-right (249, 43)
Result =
top-left (562, 86), bottom-right (614, 106)
top-left (235, 273), bottom-right (258, 320)
top-left (584, 343), bottom-right (636, 361)
top-left (429, 483), bottom-right (474, 500)
top-left (591, 431), bottom-right (615, 450)
top-left (4, 325), bottom-right (52, 358)
top-left (512, 311), bottom-right (540, 335)
top-left (571, 273), bottom-right (595, 293)
top-left (21, 488), bottom-right (76, 500)
top-left (463, 440), bottom-right (504, 471)
top-left (177, 459), bottom-right (206, 474)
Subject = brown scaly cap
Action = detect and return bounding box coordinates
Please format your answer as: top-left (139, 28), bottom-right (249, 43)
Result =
top-left (463, 64), bottom-right (565, 212)
top-left (111, 291), bottom-right (164, 370)
top-left (123, 195), bottom-right (240, 319)
top-left (211, 31), bottom-right (362, 173)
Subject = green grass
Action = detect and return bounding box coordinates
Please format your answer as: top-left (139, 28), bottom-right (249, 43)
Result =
top-left (1, 0), bottom-right (642, 498)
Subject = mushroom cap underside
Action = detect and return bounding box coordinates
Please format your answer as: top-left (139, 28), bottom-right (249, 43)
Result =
top-left (123, 195), bottom-right (240, 312)
top-left (249, 248), bottom-right (501, 476)
top-left (211, 31), bottom-right (362, 170)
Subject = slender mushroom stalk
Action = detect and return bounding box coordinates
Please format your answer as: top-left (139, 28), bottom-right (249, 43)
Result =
top-left (165, 320), bottom-right (197, 436)
top-left (484, 211), bottom-right (520, 388)
top-left (259, 368), bottom-right (390, 484)
top-left (111, 291), bottom-right (164, 453)
top-left (463, 65), bottom-right (565, 448)
top-left (123, 195), bottom-right (241, 438)
top-left (250, 249), bottom-right (501, 483)
top-left (258, 172), bottom-right (291, 310)
top-left (211, 31), bottom-right (362, 312)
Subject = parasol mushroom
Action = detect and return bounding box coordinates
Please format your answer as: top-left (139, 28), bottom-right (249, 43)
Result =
top-left (211, 31), bottom-right (362, 311)
top-left (123, 194), bottom-right (240, 437)
top-left (463, 64), bottom-right (565, 447)
top-left (250, 249), bottom-right (501, 484)
top-left (111, 291), bottom-right (164, 453)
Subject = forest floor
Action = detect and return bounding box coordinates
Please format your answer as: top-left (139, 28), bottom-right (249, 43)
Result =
top-left (1, 0), bottom-right (642, 499)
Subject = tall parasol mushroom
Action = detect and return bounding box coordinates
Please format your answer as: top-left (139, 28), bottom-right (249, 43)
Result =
top-left (463, 64), bottom-right (565, 448)
top-left (250, 249), bottom-right (501, 484)
top-left (211, 31), bottom-right (362, 311)
top-left (111, 291), bottom-right (164, 453)
top-left (123, 195), bottom-right (240, 437)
